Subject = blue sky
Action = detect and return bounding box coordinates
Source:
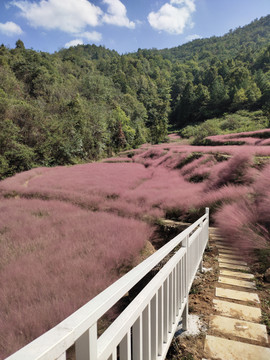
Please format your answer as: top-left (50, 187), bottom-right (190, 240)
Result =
top-left (0, 0), bottom-right (269, 54)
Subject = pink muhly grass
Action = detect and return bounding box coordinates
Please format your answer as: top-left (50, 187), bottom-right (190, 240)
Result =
top-left (214, 199), bottom-right (268, 251)
top-left (0, 198), bottom-right (152, 358)
top-left (251, 164), bottom-right (270, 229)
top-left (3, 135), bottom-right (270, 357)
top-left (180, 154), bottom-right (209, 176)
top-left (127, 166), bottom-right (204, 214)
top-left (195, 184), bottom-right (250, 210)
top-left (207, 128), bottom-right (270, 141)
top-left (206, 152), bottom-right (254, 190)
top-left (168, 133), bottom-right (181, 141)
top-left (259, 139), bottom-right (270, 146)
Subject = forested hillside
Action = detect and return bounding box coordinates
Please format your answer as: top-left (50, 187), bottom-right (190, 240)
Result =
top-left (0, 15), bottom-right (269, 179)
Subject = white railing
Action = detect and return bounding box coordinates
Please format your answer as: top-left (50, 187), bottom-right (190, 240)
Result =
top-left (6, 208), bottom-right (209, 360)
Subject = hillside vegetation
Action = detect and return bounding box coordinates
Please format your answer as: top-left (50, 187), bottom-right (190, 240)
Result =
top-left (0, 15), bottom-right (270, 179)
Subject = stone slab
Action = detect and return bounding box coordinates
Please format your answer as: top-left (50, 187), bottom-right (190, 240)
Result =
top-left (219, 269), bottom-right (254, 280)
top-left (218, 276), bottom-right (256, 289)
top-left (216, 245), bottom-right (233, 251)
top-left (219, 253), bottom-right (243, 260)
top-left (215, 241), bottom-right (229, 250)
top-left (218, 258), bottom-right (247, 266)
top-left (219, 249), bottom-right (238, 255)
top-left (216, 287), bottom-right (260, 303)
top-left (219, 263), bottom-right (250, 271)
top-left (215, 241), bottom-right (230, 246)
top-left (209, 315), bottom-right (268, 343)
top-left (204, 335), bottom-right (270, 360)
top-left (213, 299), bottom-right (262, 322)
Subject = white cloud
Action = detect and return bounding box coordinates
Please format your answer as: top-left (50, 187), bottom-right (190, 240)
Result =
top-left (64, 31), bottom-right (102, 49)
top-left (11, 0), bottom-right (103, 33)
top-left (0, 21), bottom-right (23, 36)
top-left (102, 0), bottom-right (135, 29)
top-left (78, 31), bottom-right (102, 42)
top-left (148, 0), bottom-right (196, 35)
top-left (64, 39), bottom-right (83, 48)
top-left (186, 33), bottom-right (201, 41)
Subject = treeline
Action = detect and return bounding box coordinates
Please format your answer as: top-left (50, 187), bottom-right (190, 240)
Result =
top-left (0, 40), bottom-right (171, 179)
top-left (0, 15), bottom-right (270, 179)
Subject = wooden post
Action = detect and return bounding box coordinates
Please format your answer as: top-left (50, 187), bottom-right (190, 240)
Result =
top-left (182, 236), bottom-right (189, 331)
top-left (142, 305), bottom-right (151, 360)
top-left (205, 207), bottom-right (210, 247)
top-left (199, 259), bottom-right (203, 273)
top-left (119, 330), bottom-right (131, 360)
top-left (151, 294), bottom-right (158, 360)
top-left (133, 316), bottom-right (142, 360)
top-left (163, 278), bottom-right (169, 343)
top-left (158, 286), bottom-right (163, 356)
top-left (75, 323), bottom-right (97, 360)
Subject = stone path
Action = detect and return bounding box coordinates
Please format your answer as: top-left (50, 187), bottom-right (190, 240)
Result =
top-left (204, 228), bottom-right (270, 360)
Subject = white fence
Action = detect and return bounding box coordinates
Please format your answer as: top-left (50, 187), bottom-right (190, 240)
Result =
top-left (6, 208), bottom-right (209, 360)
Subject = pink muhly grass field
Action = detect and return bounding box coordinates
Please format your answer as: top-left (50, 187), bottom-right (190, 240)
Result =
top-left (0, 198), bottom-right (152, 358)
top-left (2, 129), bottom-right (270, 357)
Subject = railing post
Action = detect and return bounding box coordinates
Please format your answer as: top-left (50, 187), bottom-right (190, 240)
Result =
top-left (75, 323), bottom-right (97, 360)
top-left (199, 218), bottom-right (204, 273)
top-left (142, 305), bottom-right (151, 360)
top-left (150, 294), bottom-right (158, 359)
top-left (199, 259), bottom-right (203, 273)
top-left (182, 302), bottom-right (189, 331)
top-left (133, 316), bottom-right (142, 360)
top-left (157, 286), bottom-right (163, 356)
top-left (182, 235), bottom-right (189, 331)
top-left (205, 207), bottom-right (209, 247)
top-left (120, 330), bottom-right (131, 360)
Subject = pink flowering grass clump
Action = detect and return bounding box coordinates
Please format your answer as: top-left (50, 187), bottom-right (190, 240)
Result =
top-left (206, 128), bottom-right (270, 145)
top-left (0, 198), bottom-right (152, 358)
top-left (214, 163), bottom-right (270, 251)
top-left (214, 199), bottom-right (268, 251)
top-left (168, 133), bottom-right (181, 141)
top-left (206, 152), bottom-right (255, 190)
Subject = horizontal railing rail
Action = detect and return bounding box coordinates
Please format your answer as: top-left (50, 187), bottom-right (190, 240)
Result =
top-left (5, 208), bottom-right (209, 360)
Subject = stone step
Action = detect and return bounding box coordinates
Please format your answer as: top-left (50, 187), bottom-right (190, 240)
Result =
top-left (216, 245), bottom-right (234, 251)
top-left (204, 335), bottom-right (270, 360)
top-left (216, 287), bottom-right (260, 303)
top-left (213, 299), bottom-right (262, 322)
top-left (219, 253), bottom-right (243, 261)
top-left (214, 240), bottom-right (228, 245)
top-left (219, 263), bottom-right (250, 271)
top-left (209, 315), bottom-right (268, 343)
top-left (218, 249), bottom-right (238, 255)
top-left (218, 276), bottom-right (256, 289)
top-left (219, 269), bottom-right (254, 280)
top-left (218, 258), bottom-right (247, 266)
